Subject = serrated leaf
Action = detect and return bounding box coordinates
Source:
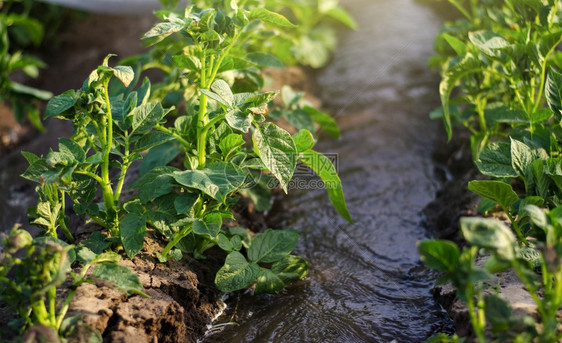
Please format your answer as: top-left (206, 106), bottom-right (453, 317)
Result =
top-left (247, 229), bottom-right (299, 263)
top-left (247, 8), bottom-right (297, 28)
top-left (468, 180), bottom-right (519, 211)
top-left (119, 213), bottom-right (146, 258)
top-left (173, 162), bottom-right (245, 201)
top-left (299, 150), bottom-right (352, 222)
top-left (92, 262), bottom-right (144, 295)
top-left (417, 240), bottom-right (460, 272)
top-left (253, 123), bottom-right (297, 192)
top-left (215, 251), bottom-right (260, 292)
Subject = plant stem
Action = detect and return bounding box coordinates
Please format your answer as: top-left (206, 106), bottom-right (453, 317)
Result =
top-left (466, 283), bottom-right (486, 343)
top-left (101, 79), bottom-right (118, 235)
top-left (155, 124), bottom-right (191, 148)
top-left (161, 225), bottom-right (192, 257)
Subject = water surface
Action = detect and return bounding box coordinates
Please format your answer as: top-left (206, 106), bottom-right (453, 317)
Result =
top-left (204, 0), bottom-right (454, 342)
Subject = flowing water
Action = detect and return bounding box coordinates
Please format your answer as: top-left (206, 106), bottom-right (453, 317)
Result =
top-left (204, 0), bottom-right (455, 342)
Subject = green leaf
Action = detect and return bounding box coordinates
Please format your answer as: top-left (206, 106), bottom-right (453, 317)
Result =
top-left (325, 7), bottom-right (358, 29)
top-left (253, 123), bottom-right (297, 192)
top-left (475, 142), bottom-right (518, 178)
top-left (271, 255), bottom-right (309, 284)
top-left (21, 158), bottom-right (49, 182)
top-left (460, 217), bottom-right (516, 261)
top-left (215, 251), bottom-right (260, 292)
top-left (546, 68), bottom-right (562, 122)
top-left (293, 129), bottom-right (315, 153)
top-left (217, 233), bottom-right (235, 252)
top-left (80, 232), bottom-right (110, 254)
top-left (441, 32), bottom-right (467, 56)
top-left (522, 205), bottom-right (547, 230)
top-left (172, 55), bottom-right (201, 71)
top-left (303, 105), bottom-right (340, 139)
top-left (484, 294), bottom-right (512, 332)
top-left (217, 55), bottom-right (256, 73)
top-left (439, 54), bottom-right (483, 140)
top-left (173, 162), bottom-right (246, 201)
top-left (225, 109), bottom-right (252, 132)
top-left (119, 213), bottom-right (147, 258)
top-left (299, 150), bottom-right (352, 222)
top-left (219, 133), bottom-right (245, 158)
top-left (59, 138), bottom-right (85, 163)
top-left (248, 229), bottom-right (299, 263)
top-left (469, 31), bottom-right (510, 56)
top-left (284, 109), bottom-right (315, 133)
top-left (192, 213), bottom-right (223, 239)
top-left (255, 268), bottom-right (285, 294)
top-left (511, 138), bottom-right (534, 177)
top-left (44, 90), bottom-right (78, 119)
top-left (468, 180), bottom-right (519, 211)
top-left (139, 141), bottom-right (181, 176)
top-left (229, 226), bottom-right (253, 249)
top-left (134, 131), bottom-right (174, 152)
top-left (10, 82), bottom-right (52, 100)
top-left (174, 193), bottom-right (198, 215)
top-left (247, 8), bottom-right (297, 28)
top-left (129, 102), bottom-right (168, 134)
top-left (246, 52), bottom-right (285, 68)
top-left (210, 79), bottom-right (234, 108)
top-left (112, 66), bottom-right (134, 87)
top-left (130, 166), bottom-right (179, 203)
top-left (92, 262), bottom-right (144, 295)
top-left (417, 240), bottom-right (460, 272)
top-left (143, 21), bottom-right (184, 42)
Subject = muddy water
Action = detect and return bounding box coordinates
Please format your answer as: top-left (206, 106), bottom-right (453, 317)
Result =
top-left (204, 0), bottom-right (454, 342)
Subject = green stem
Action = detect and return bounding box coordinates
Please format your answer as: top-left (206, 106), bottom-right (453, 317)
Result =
top-left (155, 124), bottom-right (191, 149)
top-left (101, 79), bottom-right (118, 234)
top-left (114, 133), bottom-right (130, 202)
top-left (466, 284), bottom-right (486, 343)
top-left (197, 93), bottom-right (209, 168)
top-left (161, 225), bottom-right (193, 257)
top-left (505, 211), bottom-right (528, 246)
top-left (31, 299), bottom-right (50, 326)
top-left (48, 287), bottom-right (56, 327)
top-left (58, 191), bottom-right (74, 243)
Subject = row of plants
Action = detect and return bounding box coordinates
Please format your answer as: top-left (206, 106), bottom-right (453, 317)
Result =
top-left (1, 0), bottom-right (355, 340)
top-left (420, 0), bottom-right (562, 342)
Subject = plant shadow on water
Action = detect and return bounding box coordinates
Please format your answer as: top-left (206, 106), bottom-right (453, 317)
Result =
top-left (204, 0), bottom-right (456, 342)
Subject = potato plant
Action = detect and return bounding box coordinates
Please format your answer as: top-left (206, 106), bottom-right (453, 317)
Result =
top-left (421, 0), bottom-right (562, 342)
top-left (21, 2), bottom-right (351, 299)
top-left (0, 225), bottom-right (144, 339)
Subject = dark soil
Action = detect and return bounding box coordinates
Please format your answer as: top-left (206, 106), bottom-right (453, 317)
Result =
top-left (66, 231), bottom-right (225, 343)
